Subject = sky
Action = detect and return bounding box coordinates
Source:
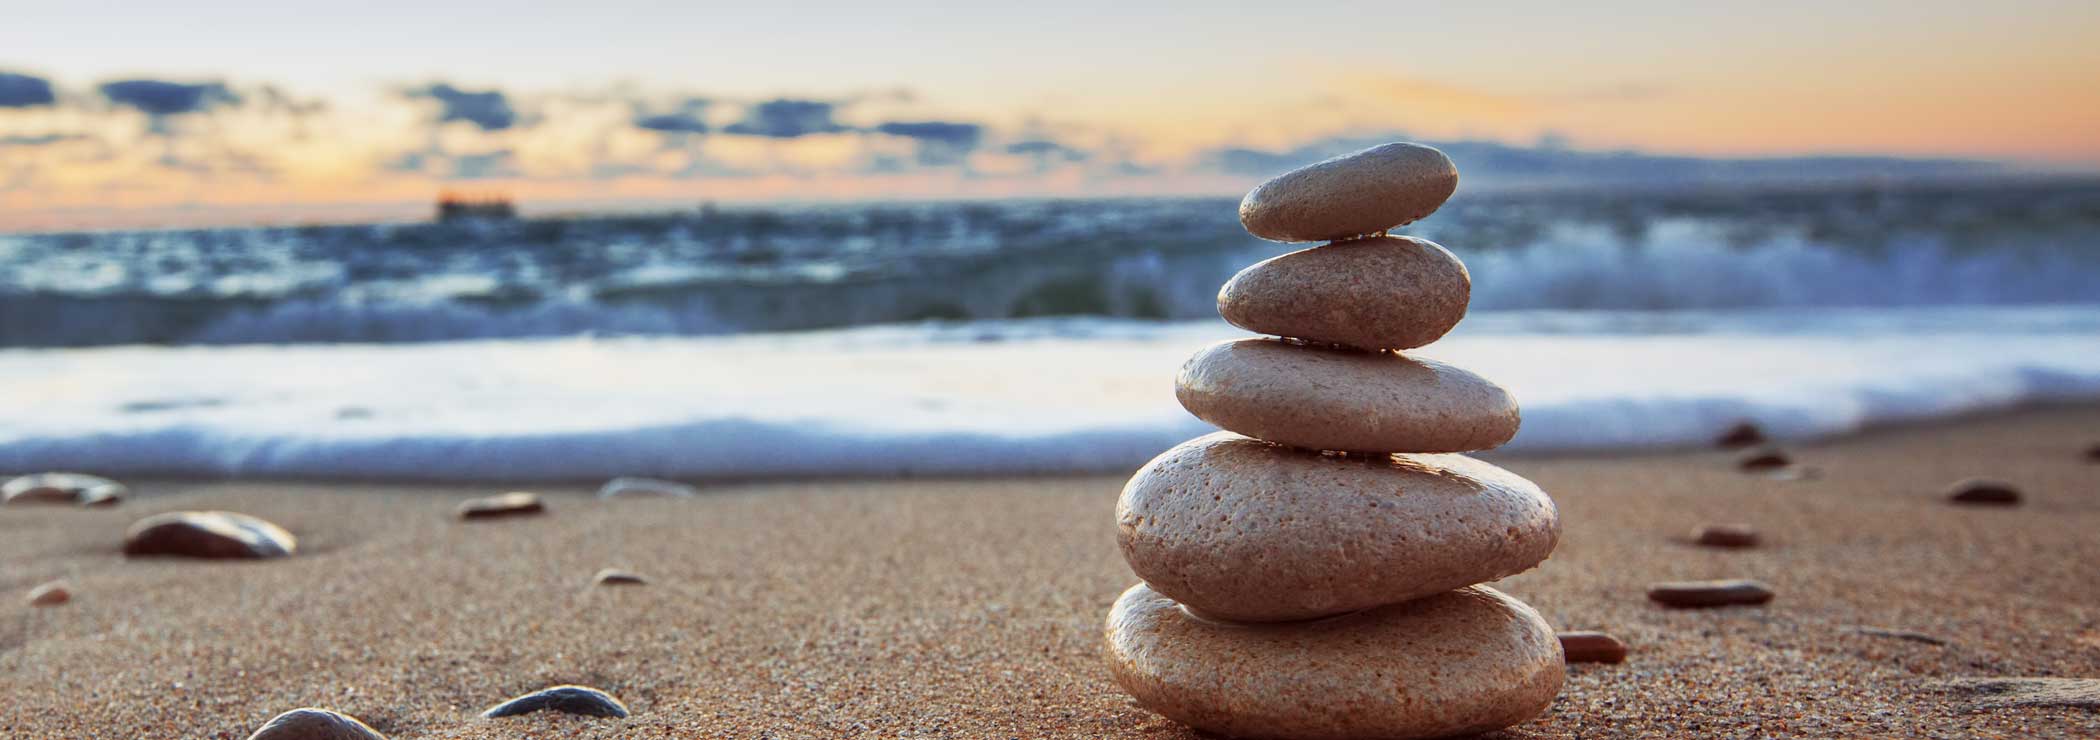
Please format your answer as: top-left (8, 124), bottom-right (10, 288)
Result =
top-left (2, 0), bottom-right (2097, 230)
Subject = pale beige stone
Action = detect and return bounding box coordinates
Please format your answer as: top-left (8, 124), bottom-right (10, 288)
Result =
top-left (245, 708), bottom-right (387, 740)
top-left (1105, 582), bottom-right (1563, 740)
top-left (3, 472), bottom-right (126, 507)
top-left (1117, 432), bottom-right (1559, 622)
top-left (456, 492), bottom-right (545, 520)
top-left (27, 580), bottom-right (70, 607)
top-left (123, 511), bottom-right (296, 559)
top-left (1176, 338), bottom-right (1519, 454)
top-left (1218, 235), bottom-right (1470, 351)
top-left (1238, 142), bottom-right (1458, 243)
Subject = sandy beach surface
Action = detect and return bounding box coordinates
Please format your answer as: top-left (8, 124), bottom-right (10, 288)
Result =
top-left (4, 406), bottom-right (2098, 739)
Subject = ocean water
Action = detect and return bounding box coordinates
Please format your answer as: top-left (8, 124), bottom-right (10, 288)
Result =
top-left (3, 180), bottom-right (2099, 479)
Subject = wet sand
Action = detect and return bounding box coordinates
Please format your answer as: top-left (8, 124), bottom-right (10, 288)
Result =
top-left (3, 406), bottom-right (2098, 738)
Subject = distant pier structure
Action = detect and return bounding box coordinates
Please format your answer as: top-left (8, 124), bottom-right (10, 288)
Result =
top-left (436, 191), bottom-right (517, 223)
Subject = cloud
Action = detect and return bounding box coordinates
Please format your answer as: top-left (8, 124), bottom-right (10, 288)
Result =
top-left (723, 99), bottom-right (848, 138)
top-left (99, 79), bottom-right (239, 115)
top-left (0, 72), bottom-right (56, 108)
top-left (635, 112), bottom-right (708, 133)
top-left (874, 120), bottom-right (983, 165)
top-left (1006, 139), bottom-right (1088, 162)
top-left (0, 133), bottom-right (88, 147)
top-left (411, 83), bottom-right (517, 131)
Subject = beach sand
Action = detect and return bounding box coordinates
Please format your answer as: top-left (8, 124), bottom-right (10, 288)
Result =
top-left (3, 406), bottom-right (2098, 738)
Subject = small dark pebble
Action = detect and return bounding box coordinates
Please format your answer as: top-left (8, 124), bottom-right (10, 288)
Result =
top-left (481, 685), bottom-right (629, 719)
top-left (1557, 631), bottom-right (1627, 663)
top-left (1735, 447), bottom-right (1791, 472)
top-left (457, 492), bottom-right (546, 521)
top-left (1940, 677), bottom-right (2100, 710)
top-left (246, 707), bottom-right (388, 740)
top-left (593, 568), bottom-right (648, 586)
top-left (1646, 578), bottom-right (1774, 608)
top-left (3, 472), bottom-right (126, 507)
top-left (2085, 443), bottom-right (2100, 463)
top-left (1692, 523), bottom-right (1760, 548)
top-left (1844, 625), bottom-right (1947, 646)
top-left (123, 511), bottom-right (296, 559)
top-left (1945, 478), bottom-right (2021, 506)
top-left (1714, 422), bottom-right (1766, 449)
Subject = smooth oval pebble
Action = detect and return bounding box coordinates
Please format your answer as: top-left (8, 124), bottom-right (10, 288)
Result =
top-left (1176, 338), bottom-right (1519, 454)
top-left (123, 511), bottom-right (296, 559)
top-left (593, 568), bottom-right (648, 586)
top-left (1106, 582), bottom-right (1562, 740)
top-left (1714, 422), bottom-right (1767, 449)
top-left (1736, 447), bottom-right (1791, 472)
top-left (1557, 631), bottom-right (1628, 664)
top-left (1217, 235), bottom-right (1470, 351)
top-left (3, 472), bottom-right (126, 507)
top-left (1945, 478), bottom-right (2021, 506)
top-left (597, 476), bottom-right (696, 499)
top-left (481, 684), bottom-right (629, 718)
top-left (28, 580), bottom-right (71, 607)
top-left (1646, 579), bottom-right (1774, 608)
top-left (1238, 142), bottom-right (1458, 243)
top-left (1118, 432), bottom-right (1559, 622)
top-left (246, 708), bottom-right (387, 740)
top-left (457, 492), bottom-right (546, 520)
top-left (1692, 523), bottom-right (1760, 548)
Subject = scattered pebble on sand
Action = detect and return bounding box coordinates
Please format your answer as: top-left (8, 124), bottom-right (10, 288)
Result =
top-left (593, 568), bottom-right (648, 586)
top-left (27, 580), bottom-right (70, 606)
top-left (1945, 478), bottom-right (2021, 506)
top-left (245, 707), bottom-right (387, 740)
top-left (456, 492), bottom-right (545, 520)
top-left (480, 684), bottom-right (630, 719)
top-left (2084, 443), bottom-right (2100, 462)
top-left (1714, 422), bottom-right (1766, 449)
top-left (1646, 579), bottom-right (1775, 608)
top-left (1939, 677), bottom-right (2100, 710)
top-left (597, 476), bottom-right (697, 499)
top-left (1691, 523), bottom-right (1760, 549)
top-left (1557, 631), bottom-right (1628, 664)
top-left (1843, 625), bottom-right (1947, 646)
top-left (122, 510), bottom-right (296, 559)
top-left (2, 472), bottom-right (126, 507)
top-left (1735, 448), bottom-right (1791, 473)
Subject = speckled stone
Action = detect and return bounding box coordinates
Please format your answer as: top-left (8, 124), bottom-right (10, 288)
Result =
top-left (27, 580), bottom-right (70, 607)
top-left (1239, 142), bottom-right (1459, 243)
top-left (245, 708), bottom-right (387, 740)
top-left (122, 511), bottom-right (296, 559)
top-left (480, 684), bottom-right (630, 718)
top-left (1117, 432), bottom-right (1559, 622)
top-left (597, 477), bottom-right (696, 499)
top-left (1217, 235), bottom-right (1471, 351)
top-left (456, 492), bottom-right (546, 520)
top-left (1105, 583), bottom-right (1563, 740)
top-left (3, 472), bottom-right (126, 507)
top-left (1175, 338), bottom-right (1520, 454)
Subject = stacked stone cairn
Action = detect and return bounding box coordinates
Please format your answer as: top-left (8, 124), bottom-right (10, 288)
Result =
top-left (1104, 143), bottom-right (1565, 740)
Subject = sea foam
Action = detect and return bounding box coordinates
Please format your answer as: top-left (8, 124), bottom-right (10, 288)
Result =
top-left (3, 306), bottom-right (2098, 480)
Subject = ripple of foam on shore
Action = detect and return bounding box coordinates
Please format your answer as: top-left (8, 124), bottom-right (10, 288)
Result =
top-left (2, 307), bottom-right (2098, 480)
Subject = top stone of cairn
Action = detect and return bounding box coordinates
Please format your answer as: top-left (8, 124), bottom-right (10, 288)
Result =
top-left (1239, 143), bottom-right (1458, 243)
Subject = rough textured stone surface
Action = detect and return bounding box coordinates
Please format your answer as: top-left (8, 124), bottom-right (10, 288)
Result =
top-left (27, 580), bottom-right (70, 607)
top-left (456, 492), bottom-right (545, 520)
top-left (1217, 235), bottom-right (1470, 351)
top-left (1238, 142), bottom-right (1459, 243)
top-left (245, 708), bottom-right (387, 740)
top-left (1945, 478), bottom-right (2021, 506)
top-left (122, 511), bottom-right (296, 559)
top-left (1646, 579), bottom-right (1774, 608)
top-left (1692, 523), bottom-right (1760, 549)
top-left (1939, 677), bottom-right (2100, 710)
top-left (1105, 583), bottom-right (1563, 740)
top-left (3, 472), bottom-right (126, 507)
top-left (1117, 432), bottom-right (1559, 622)
top-left (597, 477), bottom-right (696, 499)
top-left (593, 568), bottom-right (648, 586)
top-left (1558, 631), bottom-right (1627, 664)
top-left (480, 684), bottom-right (630, 718)
top-left (1175, 338), bottom-right (1520, 454)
